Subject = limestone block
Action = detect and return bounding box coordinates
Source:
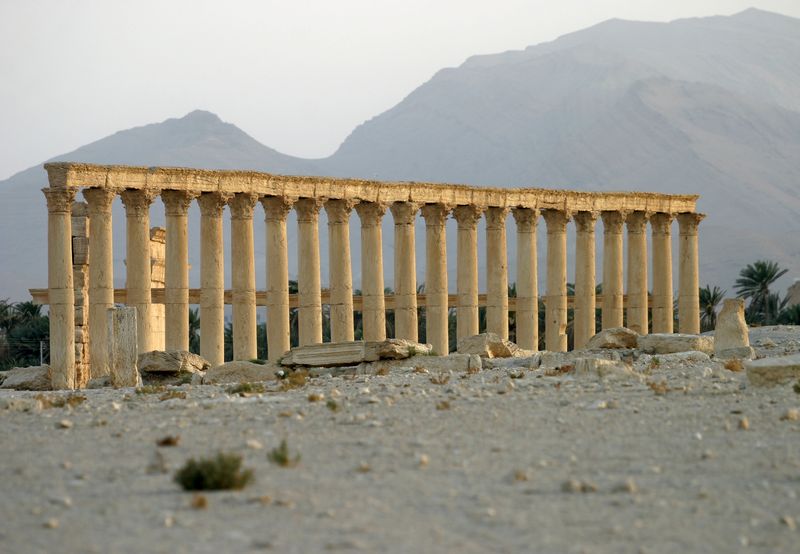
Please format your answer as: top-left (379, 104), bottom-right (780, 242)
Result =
top-left (745, 354), bottom-right (800, 387)
top-left (539, 350), bottom-right (622, 371)
top-left (482, 354), bottom-right (541, 370)
top-left (0, 365), bottom-right (52, 390)
top-left (714, 299), bottom-right (753, 359)
top-left (367, 353), bottom-right (481, 374)
top-left (138, 350), bottom-right (209, 374)
top-left (637, 334), bottom-right (714, 355)
top-left (280, 339), bottom-right (432, 367)
top-left (456, 333), bottom-right (520, 358)
top-left (108, 307), bottom-right (141, 388)
top-left (585, 327), bottom-right (639, 350)
top-left (202, 361), bottom-right (280, 384)
top-left (87, 375), bottom-right (112, 389)
top-left (573, 358), bottom-right (640, 382)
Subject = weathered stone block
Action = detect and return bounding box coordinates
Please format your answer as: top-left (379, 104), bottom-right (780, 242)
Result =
top-left (202, 360), bottom-right (280, 384)
top-left (0, 365), bottom-right (52, 390)
top-left (585, 327), bottom-right (639, 349)
top-left (637, 334), bottom-right (714, 355)
top-left (574, 358), bottom-right (640, 382)
top-left (280, 339), bottom-right (432, 367)
top-left (714, 299), bottom-right (753, 359)
top-left (745, 354), bottom-right (800, 387)
top-left (108, 307), bottom-right (140, 388)
top-left (457, 333), bottom-right (519, 358)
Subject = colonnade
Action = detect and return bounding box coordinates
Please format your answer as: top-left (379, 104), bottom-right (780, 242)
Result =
top-left (41, 163), bottom-right (702, 389)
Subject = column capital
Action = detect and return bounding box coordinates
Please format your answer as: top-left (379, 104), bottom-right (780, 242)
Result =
top-left (650, 212), bottom-right (675, 234)
top-left (355, 201), bottom-right (388, 227)
top-left (228, 192), bottom-right (259, 220)
top-left (677, 212), bottom-right (705, 236)
top-left (389, 201), bottom-right (420, 225)
top-left (600, 210), bottom-right (627, 234)
top-left (198, 191), bottom-right (232, 217)
top-left (161, 189), bottom-right (198, 216)
top-left (625, 210), bottom-right (651, 234)
top-left (511, 207), bottom-right (539, 230)
top-left (325, 198), bottom-right (357, 224)
top-left (120, 189), bottom-right (158, 217)
top-left (452, 205), bottom-right (485, 230)
top-left (485, 206), bottom-right (511, 230)
top-left (295, 197), bottom-right (325, 223)
top-left (421, 203), bottom-right (451, 226)
top-left (573, 210), bottom-right (599, 233)
top-left (260, 195), bottom-right (295, 221)
top-left (82, 187), bottom-right (117, 214)
top-left (542, 209), bottom-right (570, 233)
top-left (42, 188), bottom-right (77, 214)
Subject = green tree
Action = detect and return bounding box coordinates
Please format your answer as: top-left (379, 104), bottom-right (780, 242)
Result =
top-left (188, 308), bottom-right (200, 354)
top-left (699, 285), bottom-right (726, 332)
top-left (735, 260), bottom-right (788, 324)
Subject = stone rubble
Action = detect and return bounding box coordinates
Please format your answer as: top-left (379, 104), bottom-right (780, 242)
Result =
top-left (585, 327), bottom-right (639, 349)
top-left (637, 333), bottom-right (714, 355)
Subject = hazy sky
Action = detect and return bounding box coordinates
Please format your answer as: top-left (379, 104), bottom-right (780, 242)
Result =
top-left (1, 0), bottom-right (799, 180)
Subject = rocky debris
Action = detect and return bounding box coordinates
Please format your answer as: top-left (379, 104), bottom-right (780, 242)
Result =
top-left (573, 358), bottom-right (641, 382)
top-left (585, 327), bottom-right (639, 349)
top-left (637, 333), bottom-right (714, 355)
top-left (201, 361), bottom-right (280, 385)
top-left (86, 375), bottom-right (112, 389)
top-left (456, 333), bottom-right (520, 358)
top-left (538, 350), bottom-right (624, 371)
top-left (138, 350), bottom-right (209, 385)
top-left (745, 353), bottom-right (800, 387)
top-left (482, 354), bottom-right (541, 370)
top-left (280, 339), bottom-right (432, 367)
top-left (636, 351), bottom-right (711, 368)
top-left (714, 299), bottom-right (754, 359)
top-left (0, 396), bottom-right (42, 411)
top-left (0, 365), bottom-right (52, 391)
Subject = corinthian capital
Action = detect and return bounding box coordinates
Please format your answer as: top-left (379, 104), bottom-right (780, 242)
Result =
top-left (228, 192), bottom-right (259, 220)
top-left (42, 188), bottom-right (77, 214)
top-left (355, 201), bottom-right (388, 228)
top-left (120, 189), bottom-right (158, 217)
top-left (83, 187), bottom-right (118, 215)
top-left (325, 199), bottom-right (357, 225)
top-left (389, 201), bottom-right (420, 226)
top-left (452, 205), bottom-right (485, 230)
top-left (161, 189), bottom-right (198, 217)
top-left (260, 196), bottom-right (295, 221)
top-left (197, 191), bottom-right (232, 217)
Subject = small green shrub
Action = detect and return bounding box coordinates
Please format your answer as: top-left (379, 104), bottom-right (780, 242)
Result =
top-left (268, 439), bottom-right (300, 468)
top-left (226, 382), bottom-right (266, 395)
top-left (174, 452), bottom-right (254, 491)
top-left (136, 385), bottom-right (166, 395)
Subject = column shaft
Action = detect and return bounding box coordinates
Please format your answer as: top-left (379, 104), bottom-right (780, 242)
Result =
top-left (512, 208), bottom-right (539, 351)
top-left (356, 202), bottom-right (387, 341)
top-left (261, 197), bottom-right (293, 361)
top-left (678, 212), bottom-right (705, 334)
top-left (230, 193), bottom-right (258, 360)
top-left (626, 211), bottom-right (650, 334)
top-left (43, 188), bottom-right (77, 389)
top-left (543, 209), bottom-right (569, 352)
top-left (325, 199), bottom-right (355, 343)
top-left (296, 198), bottom-right (323, 346)
top-left (651, 213), bottom-right (674, 333)
top-left (421, 204), bottom-right (450, 355)
top-left (601, 211), bottom-right (625, 329)
top-left (453, 205), bottom-right (483, 340)
top-left (161, 190), bottom-right (194, 352)
top-left (390, 202), bottom-right (419, 342)
top-left (83, 188), bottom-right (116, 377)
top-left (485, 207), bottom-right (510, 339)
top-left (120, 189), bottom-right (156, 355)
top-left (198, 192), bottom-right (230, 367)
top-left (573, 211), bottom-right (597, 349)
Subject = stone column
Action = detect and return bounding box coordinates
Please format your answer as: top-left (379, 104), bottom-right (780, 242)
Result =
top-left (295, 198), bottom-right (323, 346)
top-left (83, 188), bottom-right (116, 377)
top-left (678, 212), bottom-right (705, 334)
top-left (325, 199), bottom-right (355, 343)
top-left (626, 211), bottom-right (650, 335)
top-left (573, 211), bottom-right (598, 349)
top-left (43, 188), bottom-right (77, 389)
top-left (197, 192), bottom-right (230, 367)
top-left (512, 208), bottom-right (539, 351)
top-left (390, 202), bottom-right (419, 342)
top-left (421, 203), bottom-right (450, 355)
top-left (149, 227), bottom-right (166, 351)
top-left (161, 190), bottom-right (195, 352)
top-left (120, 189), bottom-right (157, 355)
top-left (452, 205), bottom-right (483, 341)
top-left (229, 193), bottom-right (258, 360)
top-left (485, 207), bottom-right (510, 340)
top-left (356, 202), bottom-right (388, 341)
top-left (601, 211), bottom-right (625, 330)
top-left (260, 196), bottom-right (294, 361)
top-left (542, 209), bottom-right (569, 352)
top-left (650, 213), bottom-right (674, 333)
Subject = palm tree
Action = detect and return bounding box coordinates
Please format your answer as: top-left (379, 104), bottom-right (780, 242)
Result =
top-left (735, 260), bottom-right (788, 324)
top-left (699, 285), bottom-right (726, 332)
top-left (188, 308), bottom-right (200, 354)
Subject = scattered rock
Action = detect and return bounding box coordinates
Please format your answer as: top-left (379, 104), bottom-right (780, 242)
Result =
top-left (138, 350), bottom-right (209, 385)
top-left (0, 397), bottom-right (42, 412)
top-left (745, 354), bottom-right (800, 387)
top-left (585, 327), bottom-right (639, 349)
top-left (86, 375), bottom-right (112, 389)
top-left (714, 299), bottom-right (754, 359)
top-left (780, 408), bottom-right (799, 421)
top-left (612, 478), bottom-right (639, 494)
top-left (57, 419), bottom-right (73, 429)
top-left (368, 353), bottom-right (481, 375)
top-left (202, 361), bottom-right (280, 384)
top-left (457, 333), bottom-right (519, 358)
top-left (43, 518), bottom-right (59, 529)
top-left (0, 365), bottom-right (52, 391)
top-left (561, 479), bottom-right (597, 493)
top-left (637, 334), bottom-right (714, 355)
top-left (280, 339), bottom-right (432, 367)
top-left (738, 417), bottom-right (750, 430)
top-left (574, 358), bottom-right (640, 382)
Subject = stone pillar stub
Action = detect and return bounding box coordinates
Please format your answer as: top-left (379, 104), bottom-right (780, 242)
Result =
top-left (390, 201), bottom-right (419, 342)
top-left (44, 187), bottom-right (77, 389)
top-left (107, 306), bottom-right (141, 388)
top-left (229, 193), bottom-right (259, 360)
top-left (573, 211), bottom-right (598, 349)
top-left (601, 210), bottom-right (626, 330)
top-left (161, 189), bottom-right (197, 352)
top-left (485, 206), bottom-right (510, 340)
top-left (198, 191), bottom-right (231, 367)
top-left (421, 203), bottom-right (450, 356)
top-left (542, 209), bottom-right (569, 352)
top-left (678, 212), bottom-right (705, 334)
top-left (453, 205), bottom-right (483, 341)
top-left (325, 199), bottom-right (356, 343)
top-left (261, 196), bottom-right (294, 360)
top-left (651, 212), bottom-right (675, 333)
top-left (296, 198), bottom-right (324, 346)
top-left (512, 207), bottom-right (539, 351)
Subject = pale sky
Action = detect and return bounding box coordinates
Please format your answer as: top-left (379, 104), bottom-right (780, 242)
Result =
top-left (1, 0), bottom-right (799, 180)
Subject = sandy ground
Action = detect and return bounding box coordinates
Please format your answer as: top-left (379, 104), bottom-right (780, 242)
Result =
top-left (2, 328), bottom-right (800, 554)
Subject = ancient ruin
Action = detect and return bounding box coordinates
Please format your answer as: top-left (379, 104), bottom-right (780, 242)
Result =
top-left (36, 162), bottom-right (702, 389)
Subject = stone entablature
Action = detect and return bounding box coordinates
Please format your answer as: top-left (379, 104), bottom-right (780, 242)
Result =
top-left (40, 162), bottom-right (703, 390)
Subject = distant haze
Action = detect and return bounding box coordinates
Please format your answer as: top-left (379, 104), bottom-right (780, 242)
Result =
top-left (2, 0), bottom-right (800, 180)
